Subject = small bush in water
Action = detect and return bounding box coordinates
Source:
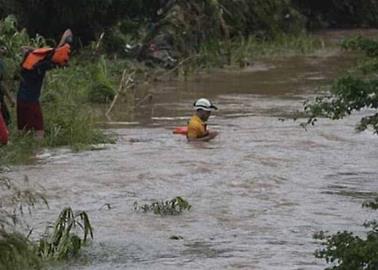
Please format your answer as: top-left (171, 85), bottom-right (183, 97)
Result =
top-left (134, 196), bottom-right (191, 216)
top-left (37, 207), bottom-right (93, 260)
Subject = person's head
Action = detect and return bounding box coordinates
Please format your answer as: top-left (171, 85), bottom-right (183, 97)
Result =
top-left (193, 98), bottom-right (217, 121)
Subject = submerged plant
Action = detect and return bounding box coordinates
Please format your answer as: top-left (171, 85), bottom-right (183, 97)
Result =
top-left (37, 207), bottom-right (93, 260)
top-left (134, 196), bottom-right (192, 216)
top-left (0, 176), bottom-right (94, 268)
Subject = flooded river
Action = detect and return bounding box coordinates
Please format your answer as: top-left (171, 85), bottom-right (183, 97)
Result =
top-left (6, 39), bottom-right (378, 269)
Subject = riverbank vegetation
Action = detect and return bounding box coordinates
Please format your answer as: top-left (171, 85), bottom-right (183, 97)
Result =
top-left (1, 0), bottom-right (377, 45)
top-left (301, 34), bottom-right (378, 270)
top-left (303, 36), bottom-right (378, 134)
top-left (0, 176), bottom-right (93, 269)
top-left (314, 198), bottom-right (378, 269)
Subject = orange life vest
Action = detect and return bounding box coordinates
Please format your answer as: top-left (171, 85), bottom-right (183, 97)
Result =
top-left (173, 126), bottom-right (188, 135)
top-left (21, 43), bottom-right (71, 70)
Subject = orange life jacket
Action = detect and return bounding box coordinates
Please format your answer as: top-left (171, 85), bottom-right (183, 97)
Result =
top-left (21, 43), bottom-right (71, 70)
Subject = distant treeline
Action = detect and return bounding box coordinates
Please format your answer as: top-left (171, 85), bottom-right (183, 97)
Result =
top-left (0, 0), bottom-right (377, 44)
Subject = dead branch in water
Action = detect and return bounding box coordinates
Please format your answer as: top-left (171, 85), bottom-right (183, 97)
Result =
top-left (105, 69), bottom-right (135, 120)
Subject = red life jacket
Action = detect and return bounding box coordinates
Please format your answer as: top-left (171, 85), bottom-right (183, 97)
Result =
top-left (21, 43), bottom-right (71, 70)
top-left (0, 112), bottom-right (8, 145)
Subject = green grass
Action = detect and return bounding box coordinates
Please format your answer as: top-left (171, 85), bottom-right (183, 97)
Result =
top-left (0, 231), bottom-right (42, 270)
top-left (0, 132), bottom-right (40, 165)
top-left (175, 33), bottom-right (331, 78)
top-left (231, 34), bottom-right (327, 60)
top-left (37, 208), bottom-right (93, 261)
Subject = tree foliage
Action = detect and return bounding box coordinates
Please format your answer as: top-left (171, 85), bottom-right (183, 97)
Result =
top-left (0, 15), bottom-right (45, 80)
top-left (1, 0), bottom-right (376, 47)
top-left (303, 37), bottom-right (378, 134)
top-left (0, 0), bottom-right (161, 44)
top-left (292, 0), bottom-right (378, 29)
top-left (314, 198), bottom-right (378, 270)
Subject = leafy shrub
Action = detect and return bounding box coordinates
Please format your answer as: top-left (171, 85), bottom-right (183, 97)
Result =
top-left (87, 56), bottom-right (115, 103)
top-left (134, 196), bottom-right (192, 216)
top-left (314, 197), bottom-right (378, 270)
top-left (341, 36), bottom-right (378, 57)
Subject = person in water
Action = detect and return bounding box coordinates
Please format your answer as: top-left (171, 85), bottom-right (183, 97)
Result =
top-left (17, 29), bottom-right (73, 139)
top-left (187, 98), bottom-right (218, 141)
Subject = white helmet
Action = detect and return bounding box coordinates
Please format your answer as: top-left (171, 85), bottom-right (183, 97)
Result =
top-left (193, 98), bottom-right (218, 111)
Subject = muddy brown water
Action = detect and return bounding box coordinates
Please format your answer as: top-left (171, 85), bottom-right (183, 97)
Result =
top-left (5, 33), bottom-right (378, 270)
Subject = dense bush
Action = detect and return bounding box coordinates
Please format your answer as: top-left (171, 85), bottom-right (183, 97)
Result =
top-left (292, 0), bottom-right (378, 29)
top-left (0, 0), bottom-right (376, 47)
top-left (0, 0), bottom-right (160, 44)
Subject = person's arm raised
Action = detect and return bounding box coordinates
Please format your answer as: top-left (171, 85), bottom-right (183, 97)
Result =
top-left (57, 29), bottom-right (73, 47)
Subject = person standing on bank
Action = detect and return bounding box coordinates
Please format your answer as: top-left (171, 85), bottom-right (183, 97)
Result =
top-left (187, 98), bottom-right (219, 142)
top-left (17, 29), bottom-right (73, 139)
top-left (0, 46), bottom-right (15, 127)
